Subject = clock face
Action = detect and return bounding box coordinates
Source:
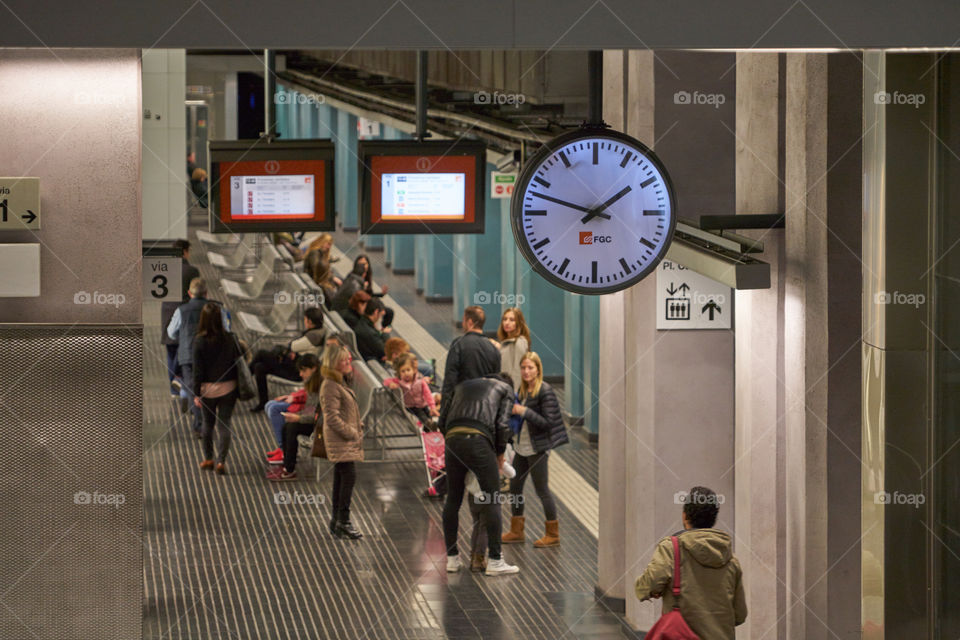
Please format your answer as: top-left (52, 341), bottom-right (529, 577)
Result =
top-left (510, 128), bottom-right (677, 295)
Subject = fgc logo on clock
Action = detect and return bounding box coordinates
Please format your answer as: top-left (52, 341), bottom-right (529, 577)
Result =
top-left (579, 231), bottom-right (612, 245)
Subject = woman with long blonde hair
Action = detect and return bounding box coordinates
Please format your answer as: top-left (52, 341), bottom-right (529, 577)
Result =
top-left (502, 351), bottom-right (568, 547)
top-left (497, 307), bottom-right (531, 392)
top-left (319, 343), bottom-right (365, 539)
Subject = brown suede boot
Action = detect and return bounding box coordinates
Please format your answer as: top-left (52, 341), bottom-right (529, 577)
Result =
top-left (470, 553), bottom-right (486, 572)
top-left (534, 520), bottom-right (559, 547)
top-left (501, 515), bottom-right (525, 544)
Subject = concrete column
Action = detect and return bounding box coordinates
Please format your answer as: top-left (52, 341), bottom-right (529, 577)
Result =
top-left (142, 49), bottom-right (187, 240)
top-left (733, 52), bottom-right (787, 640)
top-left (783, 52), bottom-right (830, 640)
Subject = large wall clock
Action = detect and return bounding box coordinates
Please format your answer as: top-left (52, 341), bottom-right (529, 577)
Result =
top-left (510, 127), bottom-right (677, 295)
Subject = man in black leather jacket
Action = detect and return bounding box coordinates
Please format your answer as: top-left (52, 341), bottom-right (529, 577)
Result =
top-left (438, 373), bottom-right (519, 576)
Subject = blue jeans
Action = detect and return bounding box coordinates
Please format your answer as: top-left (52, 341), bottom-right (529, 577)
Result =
top-left (265, 400), bottom-right (290, 446)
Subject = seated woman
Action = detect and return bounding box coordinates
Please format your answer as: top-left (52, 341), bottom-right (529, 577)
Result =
top-left (332, 255), bottom-right (393, 328)
top-left (302, 233), bottom-right (342, 287)
top-left (264, 354), bottom-right (319, 463)
top-left (305, 255), bottom-right (339, 307)
top-left (383, 353), bottom-right (439, 428)
top-left (249, 307), bottom-right (326, 411)
top-left (265, 364), bottom-right (322, 483)
top-left (341, 290), bottom-right (371, 330)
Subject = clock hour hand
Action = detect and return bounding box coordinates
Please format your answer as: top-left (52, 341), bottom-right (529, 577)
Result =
top-left (530, 191), bottom-right (594, 214)
top-left (581, 185), bottom-right (632, 224)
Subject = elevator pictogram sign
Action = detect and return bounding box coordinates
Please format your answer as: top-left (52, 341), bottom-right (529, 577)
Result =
top-left (656, 260), bottom-right (731, 330)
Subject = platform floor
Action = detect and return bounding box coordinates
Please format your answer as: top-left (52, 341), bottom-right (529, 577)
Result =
top-left (142, 221), bottom-right (633, 639)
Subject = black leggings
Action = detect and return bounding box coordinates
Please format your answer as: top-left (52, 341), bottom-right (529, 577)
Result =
top-left (200, 390), bottom-right (238, 463)
top-left (331, 462), bottom-right (357, 522)
top-left (510, 451), bottom-right (557, 520)
top-left (282, 421), bottom-right (315, 473)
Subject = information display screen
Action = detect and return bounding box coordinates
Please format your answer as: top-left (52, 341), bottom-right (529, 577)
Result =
top-left (380, 172), bottom-right (466, 220)
top-left (359, 140), bottom-right (486, 234)
top-left (208, 139), bottom-right (335, 233)
top-left (230, 174), bottom-right (315, 217)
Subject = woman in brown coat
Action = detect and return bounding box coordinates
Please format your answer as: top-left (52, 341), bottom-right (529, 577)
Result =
top-left (320, 343), bottom-right (365, 540)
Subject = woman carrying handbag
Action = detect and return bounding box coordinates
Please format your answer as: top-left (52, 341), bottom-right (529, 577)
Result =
top-left (319, 343), bottom-right (365, 540)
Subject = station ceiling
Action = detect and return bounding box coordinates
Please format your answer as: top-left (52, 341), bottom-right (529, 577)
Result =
top-left (3, 0), bottom-right (959, 49)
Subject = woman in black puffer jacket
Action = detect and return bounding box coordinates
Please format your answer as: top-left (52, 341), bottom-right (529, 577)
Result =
top-left (501, 351), bottom-right (569, 548)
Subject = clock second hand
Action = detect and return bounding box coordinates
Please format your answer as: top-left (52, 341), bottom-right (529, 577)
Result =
top-left (581, 185), bottom-right (632, 224)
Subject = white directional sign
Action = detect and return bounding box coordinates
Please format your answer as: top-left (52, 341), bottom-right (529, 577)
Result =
top-left (143, 257), bottom-right (182, 301)
top-left (358, 118), bottom-right (381, 138)
top-left (656, 259), bottom-right (731, 330)
top-left (0, 178), bottom-right (40, 230)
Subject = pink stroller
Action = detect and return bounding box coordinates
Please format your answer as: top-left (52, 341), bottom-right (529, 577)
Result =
top-left (420, 430), bottom-right (446, 497)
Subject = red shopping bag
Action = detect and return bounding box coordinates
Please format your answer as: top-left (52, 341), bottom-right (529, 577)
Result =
top-left (644, 536), bottom-right (700, 639)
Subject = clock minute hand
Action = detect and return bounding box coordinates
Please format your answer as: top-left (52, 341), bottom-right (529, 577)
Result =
top-left (581, 185), bottom-right (633, 224)
top-left (530, 191), bottom-right (594, 214)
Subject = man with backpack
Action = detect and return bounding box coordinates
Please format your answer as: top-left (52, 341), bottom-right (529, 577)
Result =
top-left (635, 486), bottom-right (747, 639)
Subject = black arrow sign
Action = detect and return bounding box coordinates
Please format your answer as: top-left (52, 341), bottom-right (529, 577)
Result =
top-left (666, 283), bottom-right (678, 295)
top-left (21, 210), bottom-right (36, 224)
top-left (678, 283), bottom-right (690, 295)
top-left (702, 300), bottom-right (721, 320)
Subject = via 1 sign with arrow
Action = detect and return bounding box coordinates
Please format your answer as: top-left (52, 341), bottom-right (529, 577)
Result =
top-left (0, 178), bottom-right (41, 231)
top-left (656, 259), bottom-right (731, 330)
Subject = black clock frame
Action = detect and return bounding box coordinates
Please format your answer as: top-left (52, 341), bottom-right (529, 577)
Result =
top-left (510, 127), bottom-right (678, 295)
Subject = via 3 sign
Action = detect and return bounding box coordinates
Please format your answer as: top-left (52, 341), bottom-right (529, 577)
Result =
top-left (0, 178), bottom-right (41, 230)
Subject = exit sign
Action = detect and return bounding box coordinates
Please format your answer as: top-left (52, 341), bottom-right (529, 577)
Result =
top-left (490, 171), bottom-right (516, 199)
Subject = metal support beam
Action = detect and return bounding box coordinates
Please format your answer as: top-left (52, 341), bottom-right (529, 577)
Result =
top-left (415, 50), bottom-right (429, 141)
top-left (264, 49), bottom-right (277, 138)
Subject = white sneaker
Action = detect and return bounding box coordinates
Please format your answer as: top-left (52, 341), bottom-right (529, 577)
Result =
top-left (446, 555), bottom-right (463, 573)
top-left (485, 558), bottom-right (519, 576)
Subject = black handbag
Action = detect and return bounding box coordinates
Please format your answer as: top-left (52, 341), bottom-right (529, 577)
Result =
top-left (230, 334), bottom-right (256, 401)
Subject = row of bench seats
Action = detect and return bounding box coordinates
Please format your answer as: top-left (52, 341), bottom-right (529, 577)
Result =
top-left (197, 233), bottom-right (318, 340)
top-left (200, 230), bottom-right (423, 466)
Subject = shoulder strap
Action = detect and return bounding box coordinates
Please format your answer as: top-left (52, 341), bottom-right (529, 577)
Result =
top-left (671, 535), bottom-right (682, 606)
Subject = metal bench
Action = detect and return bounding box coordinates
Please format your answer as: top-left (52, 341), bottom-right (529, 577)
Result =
top-left (196, 230), bottom-right (245, 247)
top-left (219, 243), bottom-right (283, 300)
top-left (236, 271), bottom-right (304, 336)
top-left (325, 310), bottom-right (359, 356)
